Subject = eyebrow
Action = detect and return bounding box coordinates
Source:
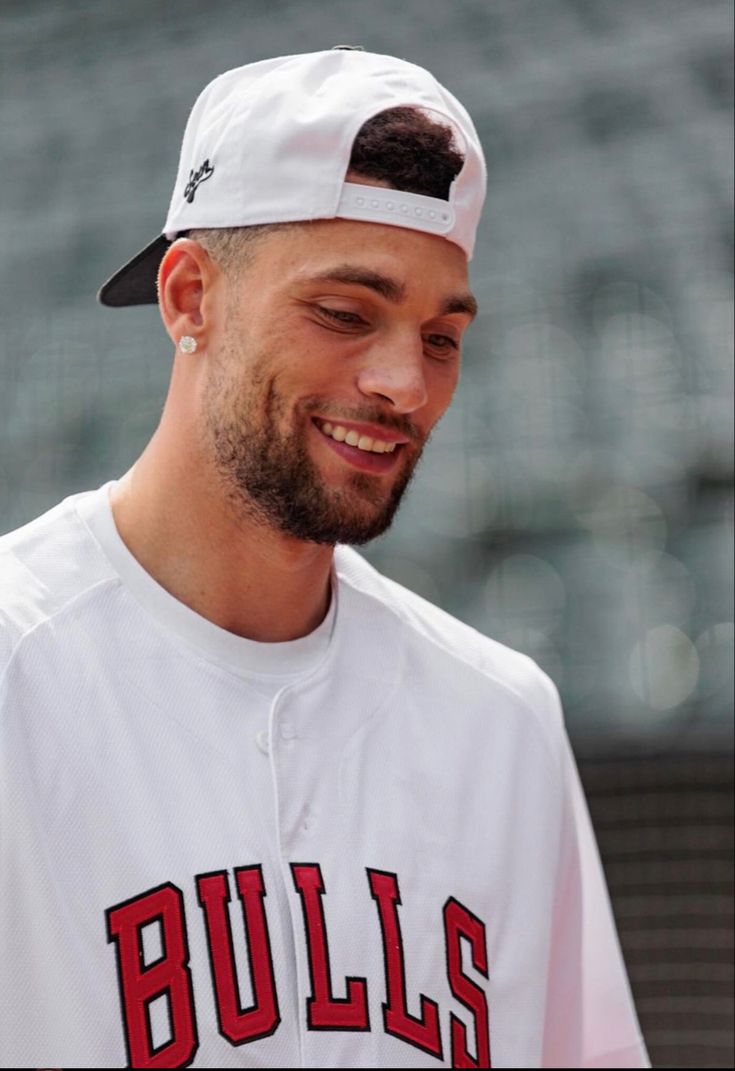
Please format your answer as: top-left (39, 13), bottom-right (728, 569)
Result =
top-left (303, 265), bottom-right (479, 321)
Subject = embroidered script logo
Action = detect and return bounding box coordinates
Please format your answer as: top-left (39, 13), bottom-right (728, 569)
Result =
top-left (183, 158), bottom-right (214, 203)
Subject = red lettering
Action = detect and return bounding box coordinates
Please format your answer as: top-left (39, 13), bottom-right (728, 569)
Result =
top-left (290, 862), bottom-right (369, 1030)
top-left (443, 897), bottom-right (491, 1067)
top-left (367, 868), bottom-right (443, 1061)
top-left (196, 866), bottom-right (280, 1044)
top-left (105, 883), bottom-right (198, 1069)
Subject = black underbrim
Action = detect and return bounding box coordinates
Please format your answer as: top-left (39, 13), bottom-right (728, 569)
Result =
top-left (97, 234), bottom-right (172, 307)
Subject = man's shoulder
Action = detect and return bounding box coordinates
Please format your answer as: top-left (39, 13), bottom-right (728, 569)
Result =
top-left (0, 488), bottom-right (112, 681)
top-left (335, 545), bottom-right (563, 725)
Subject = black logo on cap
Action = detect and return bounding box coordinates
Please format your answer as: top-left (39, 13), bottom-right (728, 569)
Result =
top-left (184, 159), bottom-right (215, 203)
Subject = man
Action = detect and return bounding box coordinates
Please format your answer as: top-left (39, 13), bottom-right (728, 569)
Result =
top-left (0, 48), bottom-right (650, 1068)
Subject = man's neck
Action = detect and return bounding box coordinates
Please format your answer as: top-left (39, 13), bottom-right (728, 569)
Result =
top-left (109, 438), bottom-right (334, 644)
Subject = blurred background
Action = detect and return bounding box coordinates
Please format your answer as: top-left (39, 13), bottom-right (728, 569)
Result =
top-left (1, 1), bottom-right (733, 1065)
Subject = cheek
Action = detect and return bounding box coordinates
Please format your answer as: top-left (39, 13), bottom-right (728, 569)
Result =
top-left (277, 342), bottom-right (354, 406)
top-left (426, 361), bottom-right (460, 416)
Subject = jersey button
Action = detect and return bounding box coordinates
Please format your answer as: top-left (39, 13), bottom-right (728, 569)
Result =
top-left (255, 729), bottom-right (269, 756)
top-left (280, 722), bottom-right (298, 740)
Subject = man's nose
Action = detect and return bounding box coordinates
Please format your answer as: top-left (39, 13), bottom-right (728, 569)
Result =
top-left (354, 334), bottom-right (428, 413)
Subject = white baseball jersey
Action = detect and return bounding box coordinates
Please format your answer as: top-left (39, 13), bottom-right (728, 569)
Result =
top-left (0, 479), bottom-right (650, 1069)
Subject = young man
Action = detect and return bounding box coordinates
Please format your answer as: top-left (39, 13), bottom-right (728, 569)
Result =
top-left (0, 48), bottom-right (650, 1068)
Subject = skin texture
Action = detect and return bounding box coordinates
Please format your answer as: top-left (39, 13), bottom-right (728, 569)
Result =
top-left (110, 210), bottom-right (477, 642)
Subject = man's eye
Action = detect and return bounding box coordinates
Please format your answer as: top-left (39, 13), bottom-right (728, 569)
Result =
top-left (317, 306), bottom-right (364, 325)
top-left (425, 334), bottom-right (459, 353)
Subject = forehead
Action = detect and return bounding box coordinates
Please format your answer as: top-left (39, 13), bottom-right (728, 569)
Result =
top-left (251, 217), bottom-right (472, 302)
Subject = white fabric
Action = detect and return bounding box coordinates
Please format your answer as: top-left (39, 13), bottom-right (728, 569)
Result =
top-left (161, 49), bottom-right (486, 259)
top-left (76, 479), bottom-right (336, 702)
top-left (336, 182), bottom-right (456, 238)
top-left (0, 481), bottom-right (649, 1068)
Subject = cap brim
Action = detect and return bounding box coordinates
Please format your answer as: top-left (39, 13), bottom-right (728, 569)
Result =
top-left (97, 234), bottom-right (172, 307)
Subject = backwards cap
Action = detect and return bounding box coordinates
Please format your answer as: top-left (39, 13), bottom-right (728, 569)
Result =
top-left (98, 47), bottom-right (487, 307)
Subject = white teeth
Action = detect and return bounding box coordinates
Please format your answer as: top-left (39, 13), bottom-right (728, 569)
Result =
top-left (317, 421), bottom-right (399, 454)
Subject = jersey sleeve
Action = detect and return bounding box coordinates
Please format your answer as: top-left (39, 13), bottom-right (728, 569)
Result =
top-left (541, 715), bottom-right (651, 1068)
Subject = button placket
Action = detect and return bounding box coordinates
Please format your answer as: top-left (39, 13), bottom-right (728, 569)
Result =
top-left (270, 692), bottom-right (322, 848)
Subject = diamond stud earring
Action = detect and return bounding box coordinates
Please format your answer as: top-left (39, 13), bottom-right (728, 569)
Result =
top-left (178, 335), bottom-right (198, 354)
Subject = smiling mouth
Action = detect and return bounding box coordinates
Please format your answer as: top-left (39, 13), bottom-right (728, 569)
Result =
top-left (314, 418), bottom-right (401, 454)
top-left (312, 419), bottom-right (406, 473)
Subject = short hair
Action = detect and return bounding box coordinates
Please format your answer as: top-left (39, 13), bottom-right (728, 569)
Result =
top-left (182, 106), bottom-right (465, 282)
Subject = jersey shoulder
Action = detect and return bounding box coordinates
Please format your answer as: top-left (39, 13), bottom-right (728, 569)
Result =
top-left (0, 488), bottom-right (113, 681)
top-left (334, 544), bottom-right (564, 736)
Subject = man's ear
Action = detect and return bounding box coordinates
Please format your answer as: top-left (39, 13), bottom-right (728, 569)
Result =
top-left (157, 237), bottom-right (221, 351)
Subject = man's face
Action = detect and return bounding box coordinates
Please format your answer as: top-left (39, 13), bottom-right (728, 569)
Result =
top-left (197, 217), bottom-right (477, 545)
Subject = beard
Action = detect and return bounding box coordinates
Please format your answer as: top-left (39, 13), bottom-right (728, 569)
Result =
top-left (200, 349), bottom-right (426, 547)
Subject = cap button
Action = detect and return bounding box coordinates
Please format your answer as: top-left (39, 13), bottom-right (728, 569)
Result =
top-left (331, 44), bottom-right (365, 50)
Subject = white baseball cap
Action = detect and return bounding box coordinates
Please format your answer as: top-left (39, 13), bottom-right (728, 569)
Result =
top-left (97, 46), bottom-right (487, 307)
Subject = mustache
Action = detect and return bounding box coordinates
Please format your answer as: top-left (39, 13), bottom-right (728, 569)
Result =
top-left (302, 399), bottom-right (423, 443)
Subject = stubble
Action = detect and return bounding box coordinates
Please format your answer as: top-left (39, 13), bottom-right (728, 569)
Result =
top-left (199, 332), bottom-right (425, 546)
